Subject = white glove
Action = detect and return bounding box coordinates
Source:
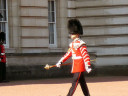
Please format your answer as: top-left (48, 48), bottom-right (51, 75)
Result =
top-left (85, 63), bottom-right (92, 73)
top-left (86, 68), bottom-right (92, 73)
top-left (56, 62), bottom-right (61, 68)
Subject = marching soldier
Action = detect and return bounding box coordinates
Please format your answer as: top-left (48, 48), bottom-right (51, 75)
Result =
top-left (0, 32), bottom-right (7, 82)
top-left (56, 19), bottom-right (91, 96)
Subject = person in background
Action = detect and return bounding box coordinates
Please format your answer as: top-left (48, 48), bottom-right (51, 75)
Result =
top-left (56, 19), bottom-right (91, 96)
top-left (0, 32), bottom-right (7, 82)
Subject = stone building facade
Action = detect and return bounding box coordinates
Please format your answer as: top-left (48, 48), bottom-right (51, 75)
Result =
top-left (0, 0), bottom-right (128, 79)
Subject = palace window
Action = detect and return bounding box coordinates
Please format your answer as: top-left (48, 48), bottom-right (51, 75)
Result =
top-left (0, 0), bottom-right (8, 47)
top-left (48, 0), bottom-right (57, 47)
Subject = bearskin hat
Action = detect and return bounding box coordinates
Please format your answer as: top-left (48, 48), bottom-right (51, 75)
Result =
top-left (0, 32), bottom-right (5, 42)
top-left (67, 19), bottom-right (83, 35)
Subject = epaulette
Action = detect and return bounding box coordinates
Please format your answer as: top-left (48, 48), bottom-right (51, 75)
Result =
top-left (74, 39), bottom-right (86, 50)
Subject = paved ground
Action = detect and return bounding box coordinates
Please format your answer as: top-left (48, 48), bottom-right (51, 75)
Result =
top-left (0, 76), bottom-right (128, 96)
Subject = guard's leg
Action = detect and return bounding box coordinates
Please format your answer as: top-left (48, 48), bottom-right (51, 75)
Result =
top-left (0, 62), bottom-right (2, 82)
top-left (2, 63), bottom-right (6, 80)
top-left (67, 72), bottom-right (81, 96)
top-left (79, 72), bottom-right (90, 96)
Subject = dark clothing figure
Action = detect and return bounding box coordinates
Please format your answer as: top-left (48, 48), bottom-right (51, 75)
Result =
top-left (0, 62), bottom-right (6, 81)
top-left (67, 72), bottom-right (90, 96)
top-left (0, 32), bottom-right (7, 82)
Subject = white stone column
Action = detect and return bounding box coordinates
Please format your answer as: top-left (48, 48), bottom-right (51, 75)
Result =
top-left (67, 0), bottom-right (76, 18)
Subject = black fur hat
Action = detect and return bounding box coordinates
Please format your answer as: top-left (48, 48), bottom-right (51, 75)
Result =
top-left (67, 19), bottom-right (83, 35)
top-left (0, 32), bottom-right (5, 42)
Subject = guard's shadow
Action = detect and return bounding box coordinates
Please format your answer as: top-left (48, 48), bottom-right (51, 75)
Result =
top-left (0, 76), bottom-right (128, 86)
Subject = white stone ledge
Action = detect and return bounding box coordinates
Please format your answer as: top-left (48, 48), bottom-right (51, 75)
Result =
top-left (76, 0), bottom-right (128, 8)
top-left (88, 46), bottom-right (128, 56)
top-left (21, 38), bottom-right (49, 47)
top-left (76, 7), bottom-right (128, 17)
top-left (68, 1), bottom-right (76, 8)
top-left (79, 17), bottom-right (128, 26)
top-left (5, 48), bottom-right (17, 53)
top-left (96, 56), bottom-right (128, 66)
top-left (83, 26), bottom-right (128, 36)
top-left (82, 36), bottom-right (128, 45)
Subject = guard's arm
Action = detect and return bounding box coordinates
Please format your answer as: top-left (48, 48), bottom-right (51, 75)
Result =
top-left (80, 45), bottom-right (92, 73)
top-left (56, 48), bottom-right (72, 67)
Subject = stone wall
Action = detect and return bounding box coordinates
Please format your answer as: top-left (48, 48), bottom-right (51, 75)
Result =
top-left (6, 0), bottom-right (128, 80)
top-left (6, 52), bottom-right (96, 80)
top-left (67, 0), bottom-right (128, 66)
top-left (6, 52), bottom-right (128, 80)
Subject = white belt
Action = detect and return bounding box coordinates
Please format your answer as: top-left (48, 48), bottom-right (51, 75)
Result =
top-left (72, 56), bottom-right (82, 59)
top-left (1, 53), bottom-right (5, 55)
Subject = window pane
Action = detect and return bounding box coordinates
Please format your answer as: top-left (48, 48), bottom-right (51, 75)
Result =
top-left (48, 12), bottom-right (50, 22)
top-left (0, 0), bottom-right (6, 21)
top-left (48, 1), bottom-right (54, 12)
top-left (51, 12), bottom-right (55, 22)
top-left (0, 23), bottom-right (6, 44)
top-left (48, 0), bottom-right (56, 45)
top-left (4, 0), bottom-right (6, 9)
top-left (49, 24), bottom-right (54, 44)
top-left (0, 13), bottom-right (3, 21)
top-left (51, 1), bottom-right (54, 11)
top-left (0, 23), bottom-right (6, 32)
top-left (48, 1), bottom-right (50, 11)
top-left (3, 10), bottom-right (6, 21)
top-left (48, 1), bottom-right (55, 22)
top-left (49, 12), bottom-right (55, 22)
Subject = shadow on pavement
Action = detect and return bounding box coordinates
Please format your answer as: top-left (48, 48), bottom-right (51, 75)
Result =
top-left (0, 76), bottom-right (128, 86)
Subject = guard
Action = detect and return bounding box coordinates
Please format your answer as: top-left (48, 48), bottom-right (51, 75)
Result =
top-left (0, 32), bottom-right (7, 82)
top-left (56, 19), bottom-right (91, 96)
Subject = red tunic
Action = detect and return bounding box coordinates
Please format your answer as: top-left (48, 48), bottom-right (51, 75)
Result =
top-left (59, 38), bottom-right (90, 73)
top-left (0, 44), bottom-right (6, 63)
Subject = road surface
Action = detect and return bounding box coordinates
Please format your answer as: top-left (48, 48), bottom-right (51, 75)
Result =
top-left (0, 76), bottom-right (128, 96)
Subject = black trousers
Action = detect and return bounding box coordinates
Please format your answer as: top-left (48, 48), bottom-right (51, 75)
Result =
top-left (67, 72), bottom-right (90, 96)
top-left (0, 62), bottom-right (6, 81)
